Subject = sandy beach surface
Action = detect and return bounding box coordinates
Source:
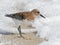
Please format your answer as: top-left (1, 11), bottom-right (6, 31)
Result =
top-left (0, 24), bottom-right (45, 45)
top-left (0, 32), bottom-right (44, 45)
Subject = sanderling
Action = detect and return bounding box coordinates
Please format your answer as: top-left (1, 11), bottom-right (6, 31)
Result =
top-left (5, 9), bottom-right (46, 38)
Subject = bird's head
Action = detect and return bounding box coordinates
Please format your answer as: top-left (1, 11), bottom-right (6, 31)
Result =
top-left (31, 9), bottom-right (46, 18)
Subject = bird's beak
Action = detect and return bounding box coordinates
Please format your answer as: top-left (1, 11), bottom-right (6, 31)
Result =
top-left (40, 14), bottom-right (46, 18)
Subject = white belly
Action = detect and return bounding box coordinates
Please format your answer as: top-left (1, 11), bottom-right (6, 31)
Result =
top-left (13, 19), bottom-right (33, 27)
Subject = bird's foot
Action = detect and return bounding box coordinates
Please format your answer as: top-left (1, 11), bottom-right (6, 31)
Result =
top-left (17, 35), bottom-right (32, 40)
top-left (17, 34), bottom-right (25, 38)
top-left (23, 37), bottom-right (31, 40)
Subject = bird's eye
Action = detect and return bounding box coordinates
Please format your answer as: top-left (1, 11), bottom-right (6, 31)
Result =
top-left (37, 12), bottom-right (40, 13)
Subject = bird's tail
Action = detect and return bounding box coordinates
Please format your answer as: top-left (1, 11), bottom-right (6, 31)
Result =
top-left (5, 13), bottom-right (26, 20)
top-left (5, 14), bottom-right (16, 18)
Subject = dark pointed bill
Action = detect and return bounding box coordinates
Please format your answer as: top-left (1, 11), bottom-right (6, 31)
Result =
top-left (40, 14), bottom-right (46, 18)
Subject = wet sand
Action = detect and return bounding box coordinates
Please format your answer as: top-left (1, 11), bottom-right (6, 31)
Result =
top-left (0, 32), bottom-right (44, 45)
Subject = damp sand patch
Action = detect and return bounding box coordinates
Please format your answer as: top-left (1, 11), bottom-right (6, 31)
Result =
top-left (0, 32), bottom-right (44, 45)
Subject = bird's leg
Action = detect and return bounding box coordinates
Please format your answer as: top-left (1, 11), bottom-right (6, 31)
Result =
top-left (18, 25), bottom-right (31, 40)
top-left (18, 25), bottom-right (24, 38)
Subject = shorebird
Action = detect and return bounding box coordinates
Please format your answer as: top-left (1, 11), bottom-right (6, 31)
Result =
top-left (5, 9), bottom-right (46, 38)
